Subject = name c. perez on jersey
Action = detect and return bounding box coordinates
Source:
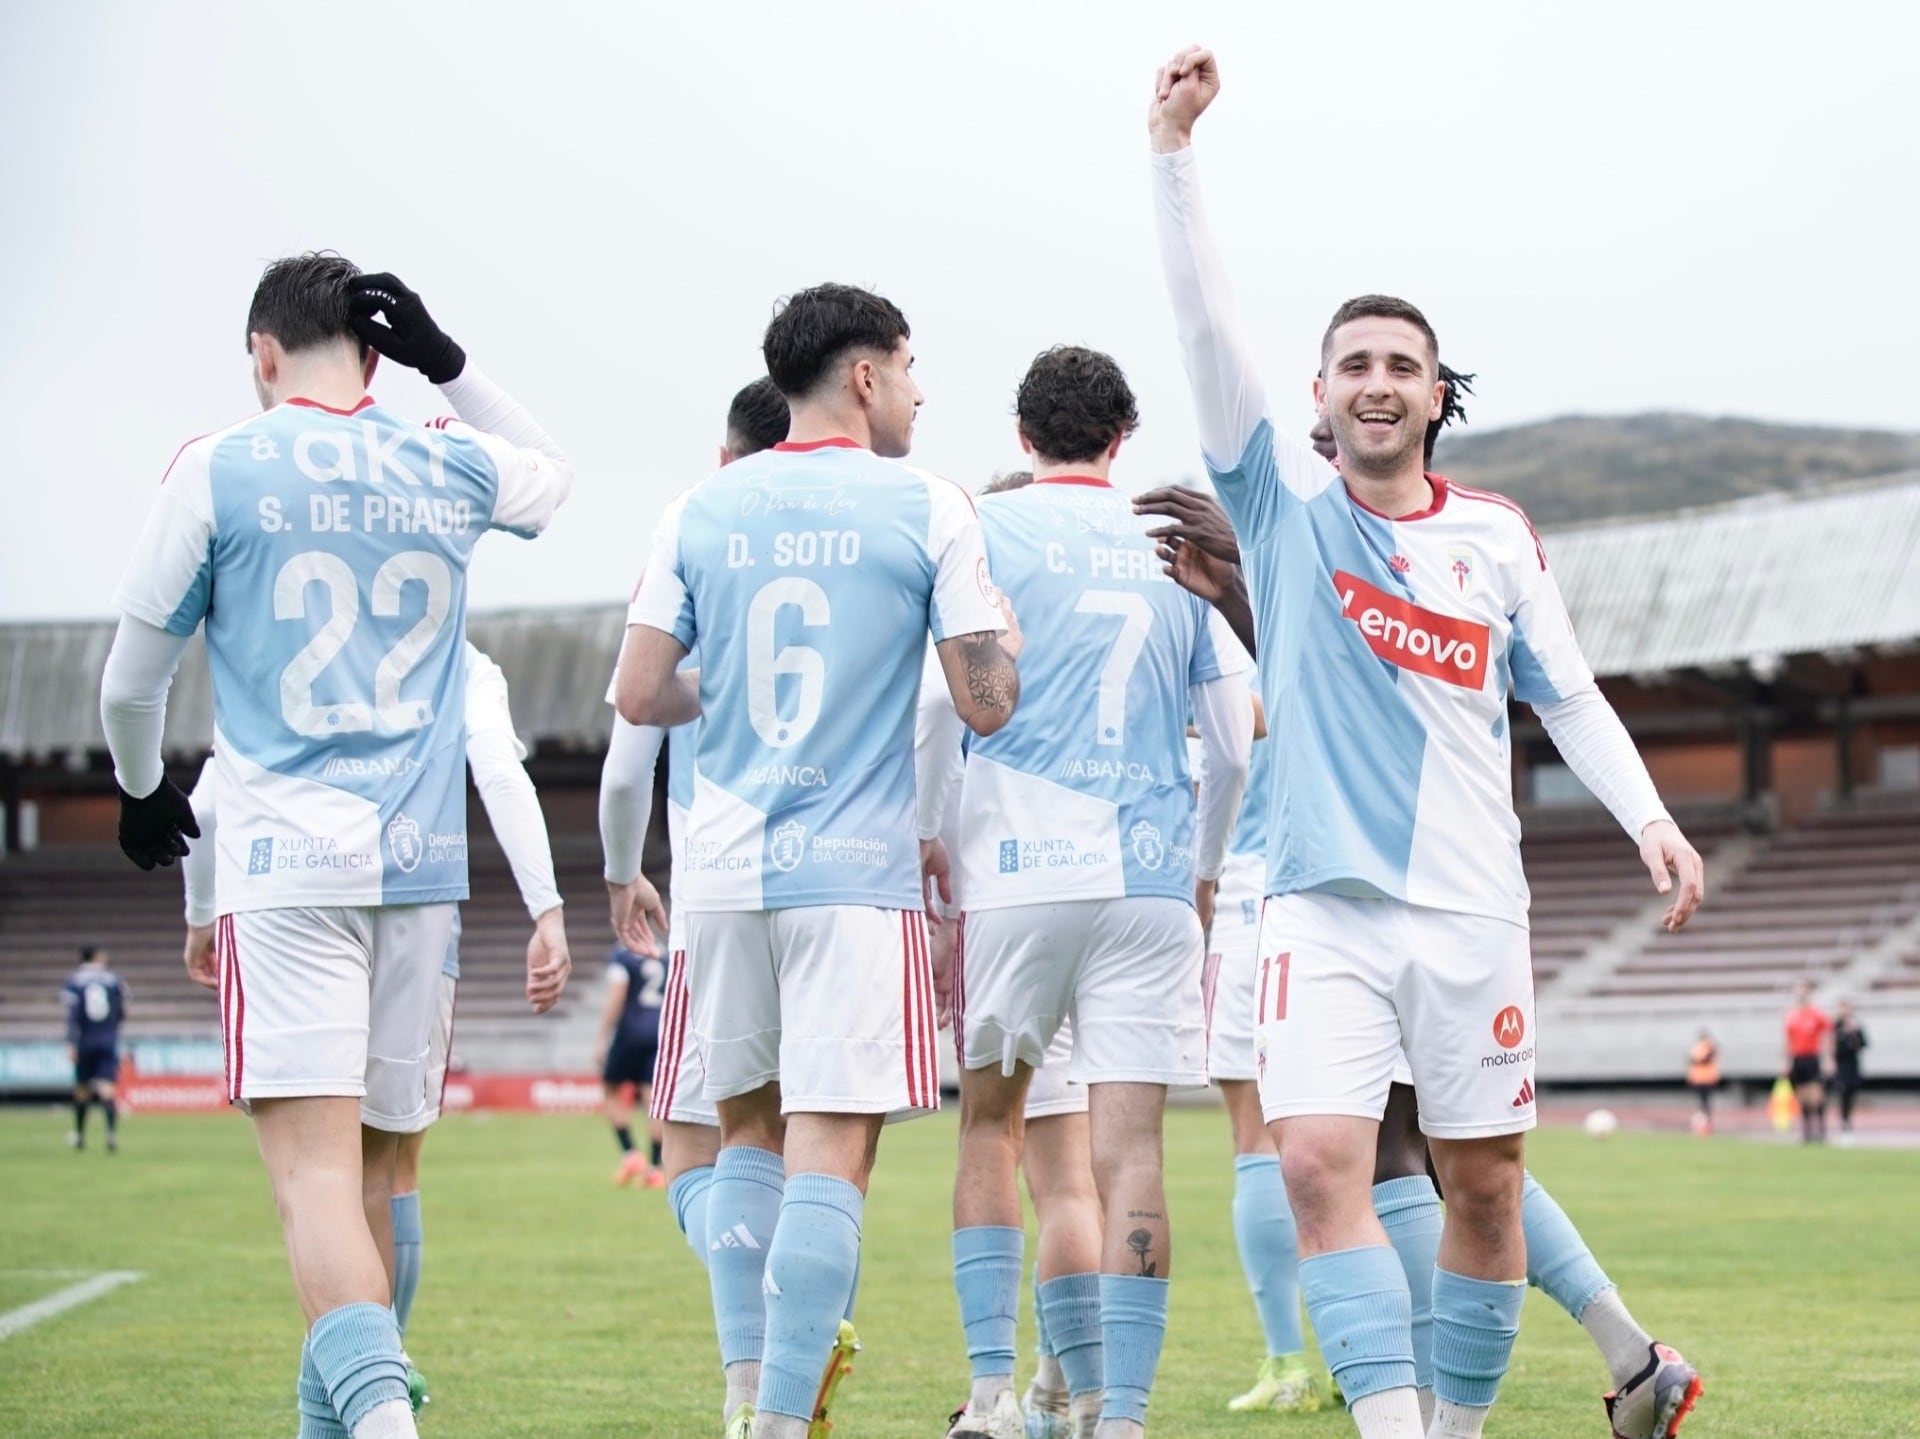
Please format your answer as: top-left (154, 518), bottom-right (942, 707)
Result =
top-left (1043, 541), bottom-right (1169, 582)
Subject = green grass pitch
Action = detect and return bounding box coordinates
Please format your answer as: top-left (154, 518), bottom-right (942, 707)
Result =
top-left (2, 1108), bottom-right (1915, 1436)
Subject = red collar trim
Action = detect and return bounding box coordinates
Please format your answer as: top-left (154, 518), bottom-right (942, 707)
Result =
top-left (1032, 474), bottom-right (1113, 488)
top-left (774, 436), bottom-right (862, 452)
top-left (1346, 472), bottom-right (1448, 522)
top-left (285, 395), bottom-right (377, 416)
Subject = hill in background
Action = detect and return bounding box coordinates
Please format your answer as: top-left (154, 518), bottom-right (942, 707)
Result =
top-left (1432, 413), bottom-right (1920, 527)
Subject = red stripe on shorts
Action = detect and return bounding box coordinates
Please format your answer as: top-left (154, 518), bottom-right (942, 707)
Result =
top-left (231, 918), bottom-right (247, 1099)
top-left (650, 951), bottom-right (688, 1122)
top-left (901, 914), bottom-right (922, 1108)
top-left (912, 913), bottom-right (937, 1106)
top-left (217, 917), bottom-right (232, 1099)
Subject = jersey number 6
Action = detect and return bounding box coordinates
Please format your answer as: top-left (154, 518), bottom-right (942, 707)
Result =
top-left (746, 576), bottom-right (830, 749)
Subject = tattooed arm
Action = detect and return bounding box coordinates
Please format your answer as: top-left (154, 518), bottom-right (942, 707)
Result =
top-left (935, 597), bottom-right (1024, 738)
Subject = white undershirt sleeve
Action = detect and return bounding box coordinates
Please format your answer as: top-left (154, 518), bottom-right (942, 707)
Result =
top-left (915, 648), bottom-right (966, 842)
top-left (599, 716), bottom-right (665, 886)
top-left (182, 765), bottom-right (218, 926)
top-left (1534, 689), bottom-right (1671, 841)
top-left (99, 616), bottom-right (193, 797)
top-left (466, 728), bottom-right (562, 919)
top-left (439, 364), bottom-right (574, 537)
top-left (1189, 673), bottom-right (1254, 882)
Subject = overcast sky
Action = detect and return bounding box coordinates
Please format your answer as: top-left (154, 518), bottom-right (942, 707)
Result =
top-left (2, 0), bottom-right (1913, 621)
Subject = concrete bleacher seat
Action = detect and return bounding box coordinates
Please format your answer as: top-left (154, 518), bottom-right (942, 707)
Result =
top-left (1590, 793), bottom-right (1920, 1003)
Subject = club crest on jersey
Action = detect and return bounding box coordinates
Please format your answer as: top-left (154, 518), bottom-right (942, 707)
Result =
top-left (769, 820), bottom-right (807, 873)
top-left (386, 813), bottom-right (423, 874)
top-left (1448, 547), bottom-right (1474, 593)
top-left (1130, 820), bottom-right (1165, 871)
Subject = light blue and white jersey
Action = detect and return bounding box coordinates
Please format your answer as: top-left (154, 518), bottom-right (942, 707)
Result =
top-left (1155, 147), bottom-right (1632, 926)
top-left (115, 395), bottom-right (565, 913)
top-left (954, 478), bottom-right (1246, 910)
top-left (630, 439), bottom-right (1003, 911)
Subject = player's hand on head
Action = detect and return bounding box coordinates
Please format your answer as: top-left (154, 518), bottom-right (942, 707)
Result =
top-left (116, 777), bottom-right (200, 871)
top-left (1640, 819), bottom-right (1705, 931)
top-left (1134, 486), bottom-right (1241, 566)
top-left (1148, 45), bottom-right (1219, 150)
top-left (182, 923), bottom-right (217, 990)
top-left (526, 906), bottom-right (572, 1013)
top-left (346, 272), bottom-right (467, 385)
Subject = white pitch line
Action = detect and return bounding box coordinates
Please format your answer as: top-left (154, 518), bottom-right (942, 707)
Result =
top-left (0, 1271), bottom-right (143, 1341)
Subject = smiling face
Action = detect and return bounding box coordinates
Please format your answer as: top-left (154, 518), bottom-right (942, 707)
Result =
top-left (1314, 315), bottom-right (1445, 480)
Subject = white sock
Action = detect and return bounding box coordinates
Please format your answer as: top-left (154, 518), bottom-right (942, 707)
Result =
top-left (351, 1398), bottom-right (417, 1439)
top-left (1350, 1386), bottom-right (1425, 1437)
top-left (1578, 1288), bottom-right (1654, 1388)
top-left (725, 1359), bottom-right (761, 1421)
top-left (969, 1376), bottom-right (1014, 1414)
top-left (1033, 1354), bottom-right (1068, 1399)
top-left (1426, 1396), bottom-right (1492, 1439)
top-left (752, 1413), bottom-right (809, 1439)
top-left (1418, 1386), bottom-right (1436, 1428)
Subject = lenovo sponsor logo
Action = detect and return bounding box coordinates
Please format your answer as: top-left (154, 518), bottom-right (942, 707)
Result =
top-left (1332, 570), bottom-right (1490, 690)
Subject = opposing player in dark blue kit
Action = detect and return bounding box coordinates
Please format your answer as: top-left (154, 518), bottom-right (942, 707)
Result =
top-left (597, 942), bottom-right (668, 1186)
top-left (64, 946), bottom-right (128, 1152)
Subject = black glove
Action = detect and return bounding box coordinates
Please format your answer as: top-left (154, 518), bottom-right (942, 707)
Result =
top-left (117, 777), bottom-right (200, 871)
top-left (347, 272), bottom-right (467, 385)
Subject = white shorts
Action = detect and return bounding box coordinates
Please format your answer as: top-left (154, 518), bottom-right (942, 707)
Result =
top-left (958, 897), bottom-right (1206, 1089)
top-left (1204, 851), bottom-right (1266, 1082)
top-left (425, 971), bottom-right (458, 1122)
top-left (685, 906), bottom-right (940, 1116)
top-left (650, 913), bottom-right (719, 1127)
top-left (216, 903), bottom-right (457, 1133)
top-left (1024, 1021), bottom-right (1088, 1120)
top-left (1253, 891), bottom-right (1535, 1139)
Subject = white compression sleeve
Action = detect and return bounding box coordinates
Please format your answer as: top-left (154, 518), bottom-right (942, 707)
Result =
top-left (915, 666), bottom-right (967, 842)
top-left (1534, 688), bottom-right (1671, 840)
top-left (99, 616), bottom-right (193, 798)
top-left (182, 766), bottom-right (218, 926)
top-left (438, 364), bottom-right (567, 463)
top-left (599, 716), bottom-right (664, 886)
top-left (466, 728), bottom-right (562, 918)
top-left (1189, 673), bottom-right (1254, 882)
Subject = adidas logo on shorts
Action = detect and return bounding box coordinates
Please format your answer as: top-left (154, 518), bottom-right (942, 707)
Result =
top-left (1512, 1079), bottom-right (1535, 1108)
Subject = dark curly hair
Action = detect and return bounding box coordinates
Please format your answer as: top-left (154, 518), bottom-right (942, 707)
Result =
top-left (246, 251), bottom-right (365, 356)
top-left (725, 376), bottom-right (789, 456)
top-left (1425, 363), bottom-right (1476, 464)
top-left (1014, 346), bottom-right (1140, 464)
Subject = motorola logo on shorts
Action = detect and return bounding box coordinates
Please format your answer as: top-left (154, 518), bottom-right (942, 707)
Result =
top-left (1481, 1004), bottom-right (1534, 1068)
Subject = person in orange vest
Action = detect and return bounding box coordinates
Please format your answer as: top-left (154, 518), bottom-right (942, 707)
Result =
top-left (1685, 1031), bottom-right (1720, 1134)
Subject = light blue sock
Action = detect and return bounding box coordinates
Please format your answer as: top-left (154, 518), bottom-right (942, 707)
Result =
top-left (953, 1226), bottom-right (1024, 1381)
top-left (668, 1164), bottom-right (716, 1268)
top-left (297, 1337), bottom-right (349, 1439)
top-left (1298, 1245), bottom-right (1416, 1403)
top-left (707, 1146), bottom-right (785, 1366)
top-left (1430, 1267), bottom-right (1525, 1407)
top-left (1374, 1174), bottom-right (1444, 1388)
top-left (1033, 1261), bottom-right (1054, 1358)
top-left (1521, 1170), bottom-right (1613, 1319)
top-left (1039, 1272), bottom-right (1103, 1400)
top-left (306, 1301), bottom-right (409, 1433)
top-left (1099, 1274), bottom-right (1169, 1424)
top-left (389, 1191), bottom-right (423, 1339)
top-left (757, 1173), bottom-right (863, 1420)
top-left (845, 1252), bottom-right (861, 1323)
top-left (1233, 1154), bottom-right (1303, 1356)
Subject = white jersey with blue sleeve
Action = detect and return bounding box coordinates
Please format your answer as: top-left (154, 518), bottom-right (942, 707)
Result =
top-left (113, 389), bottom-right (566, 914)
top-left (1154, 146), bottom-right (1665, 926)
top-left (629, 439), bottom-right (1004, 911)
top-left (954, 478), bottom-right (1247, 910)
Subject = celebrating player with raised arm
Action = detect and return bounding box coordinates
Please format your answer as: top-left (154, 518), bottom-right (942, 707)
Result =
top-left (617, 285), bottom-right (1020, 1439)
top-left (101, 254), bottom-right (570, 1439)
top-left (920, 347), bottom-right (1252, 1439)
top-left (1147, 48), bottom-right (1704, 1439)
